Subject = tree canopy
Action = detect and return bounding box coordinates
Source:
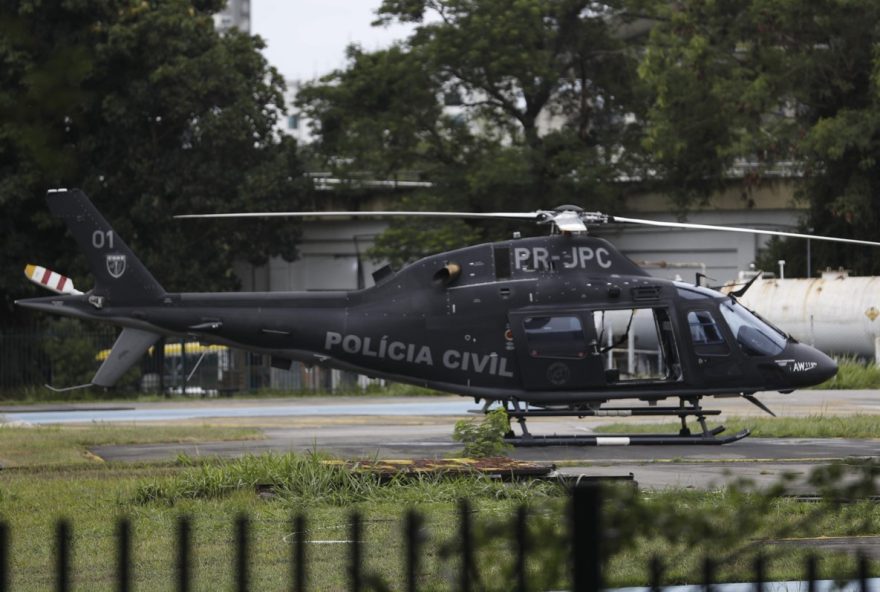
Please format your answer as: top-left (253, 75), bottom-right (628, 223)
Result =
top-left (298, 0), bottom-right (649, 263)
top-left (0, 0), bottom-right (309, 324)
top-left (301, 0), bottom-right (880, 275)
top-left (640, 0), bottom-right (880, 275)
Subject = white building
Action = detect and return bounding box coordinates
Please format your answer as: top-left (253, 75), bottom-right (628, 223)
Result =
top-left (276, 80), bottom-right (313, 145)
top-left (213, 0), bottom-right (250, 34)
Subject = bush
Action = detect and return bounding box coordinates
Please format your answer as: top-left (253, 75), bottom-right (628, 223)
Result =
top-left (452, 408), bottom-right (513, 458)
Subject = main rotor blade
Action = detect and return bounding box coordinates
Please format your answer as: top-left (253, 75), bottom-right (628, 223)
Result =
top-left (175, 210), bottom-right (542, 220)
top-left (610, 215), bottom-right (880, 247)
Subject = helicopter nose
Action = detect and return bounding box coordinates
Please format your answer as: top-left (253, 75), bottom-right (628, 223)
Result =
top-left (776, 343), bottom-right (837, 388)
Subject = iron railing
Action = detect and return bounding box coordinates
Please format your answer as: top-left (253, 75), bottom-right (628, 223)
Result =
top-left (0, 327), bottom-right (373, 396)
top-left (0, 485), bottom-right (875, 591)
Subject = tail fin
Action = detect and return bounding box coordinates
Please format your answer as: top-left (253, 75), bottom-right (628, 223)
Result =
top-left (47, 188), bottom-right (165, 302)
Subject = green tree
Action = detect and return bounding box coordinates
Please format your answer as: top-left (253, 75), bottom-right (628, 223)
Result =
top-left (0, 0), bottom-right (309, 324)
top-left (640, 0), bottom-right (880, 275)
top-left (298, 0), bottom-right (649, 263)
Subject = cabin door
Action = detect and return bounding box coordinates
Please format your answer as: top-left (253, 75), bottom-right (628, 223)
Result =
top-left (509, 310), bottom-right (606, 390)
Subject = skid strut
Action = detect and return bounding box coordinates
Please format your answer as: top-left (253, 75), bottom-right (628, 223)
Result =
top-left (498, 398), bottom-right (750, 446)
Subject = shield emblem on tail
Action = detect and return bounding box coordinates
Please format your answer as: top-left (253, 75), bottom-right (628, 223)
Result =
top-left (106, 254), bottom-right (127, 279)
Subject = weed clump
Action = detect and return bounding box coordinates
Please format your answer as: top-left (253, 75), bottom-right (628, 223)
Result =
top-left (452, 408), bottom-right (512, 458)
top-left (133, 451), bottom-right (563, 507)
top-left (812, 357), bottom-right (880, 390)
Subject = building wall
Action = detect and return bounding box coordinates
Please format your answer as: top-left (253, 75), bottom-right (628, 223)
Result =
top-left (234, 219), bottom-right (389, 292)
top-left (600, 180), bottom-right (804, 283)
top-left (277, 80), bottom-right (314, 145)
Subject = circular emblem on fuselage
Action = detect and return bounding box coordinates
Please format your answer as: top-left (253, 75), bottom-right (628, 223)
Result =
top-left (546, 362), bottom-right (570, 386)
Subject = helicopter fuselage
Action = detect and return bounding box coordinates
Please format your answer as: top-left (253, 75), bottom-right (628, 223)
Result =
top-left (21, 232), bottom-right (837, 406)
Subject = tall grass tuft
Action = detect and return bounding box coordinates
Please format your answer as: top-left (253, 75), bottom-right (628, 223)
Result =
top-left (133, 452), bottom-right (564, 507)
top-left (812, 357), bottom-right (880, 390)
top-left (595, 414), bottom-right (880, 439)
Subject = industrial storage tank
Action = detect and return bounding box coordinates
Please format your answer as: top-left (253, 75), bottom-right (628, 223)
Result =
top-left (729, 270), bottom-right (880, 358)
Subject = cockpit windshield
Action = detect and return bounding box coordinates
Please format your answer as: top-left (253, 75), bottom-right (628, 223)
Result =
top-left (719, 300), bottom-right (788, 356)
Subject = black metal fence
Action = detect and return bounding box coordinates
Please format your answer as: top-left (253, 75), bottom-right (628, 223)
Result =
top-left (0, 325), bottom-right (366, 396)
top-left (0, 485), bottom-right (875, 591)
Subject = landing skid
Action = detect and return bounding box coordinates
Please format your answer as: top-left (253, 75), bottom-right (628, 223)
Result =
top-left (498, 397), bottom-right (751, 446)
top-left (506, 426), bottom-right (752, 447)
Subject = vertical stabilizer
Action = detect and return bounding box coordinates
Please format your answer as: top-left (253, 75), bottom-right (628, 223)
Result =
top-left (46, 188), bottom-right (165, 302)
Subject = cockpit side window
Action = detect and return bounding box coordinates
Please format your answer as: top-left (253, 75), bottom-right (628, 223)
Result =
top-left (719, 301), bottom-right (787, 356)
top-left (687, 311), bottom-right (724, 344)
top-left (686, 310), bottom-right (730, 356)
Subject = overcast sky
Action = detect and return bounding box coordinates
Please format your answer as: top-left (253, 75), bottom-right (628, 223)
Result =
top-left (252, 0), bottom-right (416, 83)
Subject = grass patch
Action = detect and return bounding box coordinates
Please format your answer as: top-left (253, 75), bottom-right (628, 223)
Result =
top-left (0, 457), bottom-right (877, 590)
top-left (0, 424), bottom-right (261, 467)
top-left (595, 414), bottom-right (880, 439)
top-left (813, 357), bottom-right (880, 389)
top-left (134, 451), bottom-right (560, 507)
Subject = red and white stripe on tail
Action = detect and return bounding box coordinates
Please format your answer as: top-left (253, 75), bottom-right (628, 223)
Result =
top-left (24, 264), bottom-right (83, 295)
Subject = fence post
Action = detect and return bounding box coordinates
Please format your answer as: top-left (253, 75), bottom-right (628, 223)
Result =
top-left (117, 518), bottom-right (131, 592)
top-left (515, 505), bottom-right (527, 592)
top-left (405, 509), bottom-right (421, 592)
top-left (572, 482), bottom-right (602, 592)
top-left (857, 552), bottom-right (868, 592)
top-left (349, 511), bottom-right (362, 592)
top-left (806, 555), bottom-right (817, 592)
top-left (292, 514), bottom-right (306, 592)
top-left (56, 520), bottom-right (70, 592)
top-left (459, 499), bottom-right (473, 592)
top-left (235, 514), bottom-right (249, 592)
top-left (702, 556), bottom-right (714, 592)
top-left (177, 516), bottom-right (192, 592)
top-left (754, 553), bottom-right (765, 592)
top-left (0, 522), bottom-right (8, 592)
top-left (649, 556), bottom-right (662, 592)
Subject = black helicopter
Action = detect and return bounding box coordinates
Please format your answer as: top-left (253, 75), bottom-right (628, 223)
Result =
top-left (17, 188), bottom-right (876, 445)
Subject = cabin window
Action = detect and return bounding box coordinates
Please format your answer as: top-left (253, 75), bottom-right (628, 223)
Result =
top-left (522, 315), bottom-right (587, 358)
top-left (687, 310), bottom-right (730, 356)
top-left (687, 311), bottom-right (724, 345)
top-left (493, 246), bottom-right (511, 279)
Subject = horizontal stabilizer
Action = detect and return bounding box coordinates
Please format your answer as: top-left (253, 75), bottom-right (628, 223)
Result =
top-left (92, 328), bottom-right (160, 387)
top-left (24, 264), bottom-right (83, 295)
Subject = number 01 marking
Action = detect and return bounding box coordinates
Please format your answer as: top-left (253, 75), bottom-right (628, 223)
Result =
top-left (91, 230), bottom-right (115, 249)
